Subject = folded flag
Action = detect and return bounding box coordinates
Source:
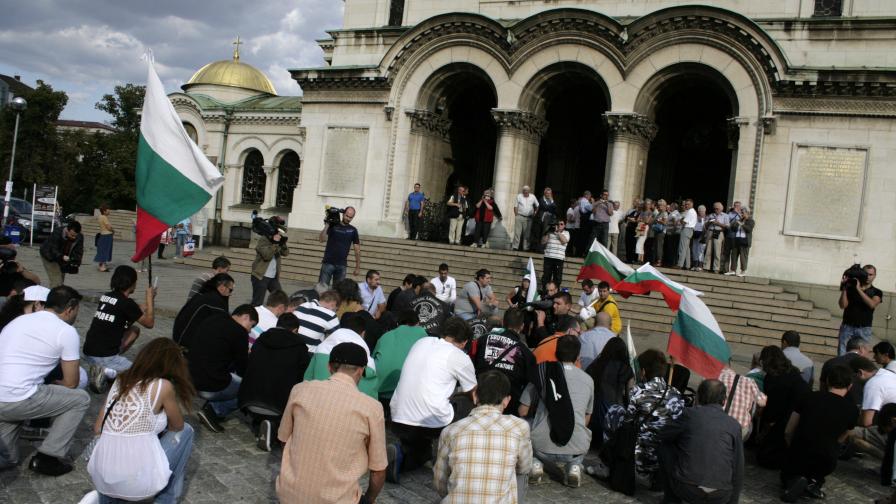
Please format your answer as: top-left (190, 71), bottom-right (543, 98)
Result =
top-left (624, 321), bottom-right (640, 378)
top-left (525, 257), bottom-right (538, 303)
top-left (577, 239), bottom-right (634, 284)
top-left (132, 55), bottom-right (224, 262)
top-left (667, 289), bottom-right (731, 379)
top-left (613, 263), bottom-right (702, 311)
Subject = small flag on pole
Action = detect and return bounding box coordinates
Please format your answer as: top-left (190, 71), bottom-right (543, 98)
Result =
top-left (525, 257), bottom-right (538, 303)
top-left (666, 289), bottom-right (731, 379)
top-left (131, 55), bottom-right (224, 262)
top-left (624, 321), bottom-right (640, 377)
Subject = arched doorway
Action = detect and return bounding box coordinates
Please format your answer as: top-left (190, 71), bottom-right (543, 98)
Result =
top-left (641, 65), bottom-right (738, 207)
top-left (241, 149), bottom-right (265, 205)
top-left (276, 151), bottom-right (300, 208)
top-left (526, 63), bottom-right (610, 210)
top-left (414, 63), bottom-right (498, 201)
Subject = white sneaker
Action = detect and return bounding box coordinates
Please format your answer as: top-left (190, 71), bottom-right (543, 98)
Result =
top-left (723, 271), bottom-right (736, 276)
top-left (586, 460), bottom-right (610, 479)
top-left (737, 271), bottom-right (747, 277)
top-left (257, 419), bottom-right (272, 452)
top-left (529, 460), bottom-right (544, 485)
top-left (565, 464), bottom-right (583, 488)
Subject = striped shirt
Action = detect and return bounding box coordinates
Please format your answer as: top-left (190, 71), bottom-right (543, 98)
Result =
top-left (434, 405), bottom-right (532, 503)
top-left (294, 300), bottom-right (339, 351)
top-left (543, 230), bottom-right (569, 260)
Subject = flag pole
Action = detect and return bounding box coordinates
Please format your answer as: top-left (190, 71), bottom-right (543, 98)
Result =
top-left (147, 255), bottom-right (153, 287)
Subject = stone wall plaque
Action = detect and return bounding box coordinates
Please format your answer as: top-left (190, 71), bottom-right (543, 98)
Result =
top-left (319, 126), bottom-right (369, 198)
top-left (783, 144), bottom-right (868, 241)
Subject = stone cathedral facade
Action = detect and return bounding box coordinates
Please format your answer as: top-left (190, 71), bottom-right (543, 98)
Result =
top-left (179, 1), bottom-right (896, 289)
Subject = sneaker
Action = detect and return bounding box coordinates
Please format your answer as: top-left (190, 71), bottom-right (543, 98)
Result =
top-left (87, 364), bottom-right (107, 394)
top-left (723, 271), bottom-right (736, 276)
top-left (529, 460), bottom-right (544, 485)
top-left (737, 271), bottom-right (747, 277)
top-left (805, 480), bottom-right (825, 499)
top-left (196, 403), bottom-right (225, 433)
top-left (257, 419), bottom-right (272, 452)
top-left (386, 442), bottom-right (403, 484)
top-left (782, 476), bottom-right (808, 503)
top-left (28, 452), bottom-right (73, 476)
top-left (565, 464), bottom-right (583, 488)
top-left (586, 461), bottom-right (609, 479)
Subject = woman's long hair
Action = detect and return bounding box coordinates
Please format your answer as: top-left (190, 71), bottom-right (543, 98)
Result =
top-left (759, 345), bottom-right (797, 377)
top-left (115, 338), bottom-right (196, 410)
top-left (587, 337), bottom-right (630, 381)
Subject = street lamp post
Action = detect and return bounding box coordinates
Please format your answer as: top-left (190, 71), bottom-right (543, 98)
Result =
top-left (4, 96), bottom-right (27, 222)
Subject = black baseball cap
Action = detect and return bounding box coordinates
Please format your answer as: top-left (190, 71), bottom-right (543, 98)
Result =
top-left (329, 342), bottom-right (367, 367)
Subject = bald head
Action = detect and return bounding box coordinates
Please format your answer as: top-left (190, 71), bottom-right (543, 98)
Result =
top-left (596, 312), bottom-right (612, 329)
top-left (697, 379), bottom-right (727, 406)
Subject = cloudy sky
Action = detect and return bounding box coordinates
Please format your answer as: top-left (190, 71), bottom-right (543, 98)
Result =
top-left (0, 0), bottom-right (344, 122)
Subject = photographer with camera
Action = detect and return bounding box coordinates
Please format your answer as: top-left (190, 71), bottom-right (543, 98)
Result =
top-left (541, 218), bottom-right (569, 289)
top-left (251, 216), bottom-right (290, 306)
top-left (838, 264), bottom-right (882, 355)
top-left (318, 206), bottom-right (361, 288)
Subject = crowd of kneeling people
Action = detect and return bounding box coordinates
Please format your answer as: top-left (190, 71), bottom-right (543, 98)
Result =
top-left (1, 259), bottom-right (896, 504)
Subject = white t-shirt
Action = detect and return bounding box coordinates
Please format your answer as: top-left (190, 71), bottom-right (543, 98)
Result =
top-left (430, 276), bottom-right (457, 304)
top-left (250, 305), bottom-right (279, 348)
top-left (0, 311), bottom-right (80, 402)
top-left (682, 208), bottom-right (698, 229)
top-left (515, 194), bottom-right (538, 217)
top-left (608, 207), bottom-right (622, 233)
top-left (863, 368), bottom-right (896, 412)
top-left (390, 337), bottom-right (477, 428)
top-left (264, 256), bottom-right (278, 278)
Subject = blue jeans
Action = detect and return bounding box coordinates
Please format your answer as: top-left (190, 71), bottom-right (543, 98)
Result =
top-left (175, 234), bottom-right (188, 258)
top-left (99, 423), bottom-right (195, 504)
top-left (83, 354), bottom-right (133, 374)
top-left (198, 374), bottom-right (241, 417)
top-left (534, 449), bottom-right (585, 473)
top-left (318, 263), bottom-right (346, 288)
top-left (839, 324), bottom-right (873, 355)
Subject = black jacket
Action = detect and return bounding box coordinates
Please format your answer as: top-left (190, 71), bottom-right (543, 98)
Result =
top-left (187, 313), bottom-right (249, 392)
top-left (238, 327), bottom-right (310, 414)
top-left (173, 291), bottom-right (229, 350)
top-left (39, 226), bottom-right (83, 268)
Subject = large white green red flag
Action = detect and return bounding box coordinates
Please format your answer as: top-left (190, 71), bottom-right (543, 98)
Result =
top-left (576, 239), bottom-right (634, 284)
top-left (131, 56), bottom-right (224, 262)
top-left (667, 289), bottom-right (731, 378)
top-left (613, 263), bottom-right (702, 311)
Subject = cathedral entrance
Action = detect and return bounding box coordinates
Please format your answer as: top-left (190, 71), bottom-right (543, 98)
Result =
top-left (531, 64), bottom-right (610, 211)
top-left (642, 66), bottom-right (737, 207)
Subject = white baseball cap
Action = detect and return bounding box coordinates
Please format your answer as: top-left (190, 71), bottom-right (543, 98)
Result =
top-left (23, 285), bottom-right (50, 302)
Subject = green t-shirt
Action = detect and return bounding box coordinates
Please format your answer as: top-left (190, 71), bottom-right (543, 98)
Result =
top-left (373, 325), bottom-right (428, 398)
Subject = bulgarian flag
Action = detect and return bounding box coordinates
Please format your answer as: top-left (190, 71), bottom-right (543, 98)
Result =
top-left (131, 56), bottom-right (224, 262)
top-left (667, 289), bottom-right (731, 378)
top-left (577, 239), bottom-right (634, 284)
top-left (613, 263), bottom-right (702, 311)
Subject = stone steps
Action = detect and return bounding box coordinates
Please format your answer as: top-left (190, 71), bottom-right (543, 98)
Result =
top-left (184, 231), bottom-right (839, 357)
top-left (77, 210), bottom-right (136, 241)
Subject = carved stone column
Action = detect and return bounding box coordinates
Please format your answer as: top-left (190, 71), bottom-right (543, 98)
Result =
top-left (490, 109), bottom-right (549, 249)
top-left (262, 165), bottom-right (277, 208)
top-left (602, 112), bottom-right (657, 206)
top-left (404, 109), bottom-right (452, 208)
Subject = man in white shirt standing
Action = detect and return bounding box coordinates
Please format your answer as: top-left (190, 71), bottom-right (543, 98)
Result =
top-left (430, 263), bottom-right (457, 307)
top-left (387, 317), bottom-right (477, 484)
top-left (677, 199), bottom-right (697, 270)
top-left (512, 185), bottom-right (539, 251)
top-left (358, 269), bottom-right (387, 319)
top-left (0, 285), bottom-right (90, 476)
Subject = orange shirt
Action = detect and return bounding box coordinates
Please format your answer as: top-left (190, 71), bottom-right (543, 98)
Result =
top-left (532, 333), bottom-right (581, 368)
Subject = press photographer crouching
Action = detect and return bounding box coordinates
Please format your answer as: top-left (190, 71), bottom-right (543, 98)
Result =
top-left (318, 206), bottom-right (361, 289)
top-left (838, 263), bottom-right (882, 356)
top-left (251, 216), bottom-right (290, 306)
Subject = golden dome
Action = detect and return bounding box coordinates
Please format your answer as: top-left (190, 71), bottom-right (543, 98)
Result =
top-left (184, 41), bottom-right (277, 95)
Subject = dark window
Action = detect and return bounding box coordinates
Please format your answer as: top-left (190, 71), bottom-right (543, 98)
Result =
top-left (276, 152), bottom-right (300, 208)
top-left (183, 122), bottom-right (198, 144)
top-left (388, 0), bottom-right (405, 26)
top-left (813, 0), bottom-right (843, 16)
top-left (241, 150), bottom-right (265, 205)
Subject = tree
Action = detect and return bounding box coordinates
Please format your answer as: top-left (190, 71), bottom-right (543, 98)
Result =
top-left (96, 84), bottom-right (145, 137)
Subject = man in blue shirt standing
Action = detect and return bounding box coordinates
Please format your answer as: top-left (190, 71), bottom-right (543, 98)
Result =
top-left (404, 183), bottom-right (426, 240)
top-left (318, 207), bottom-right (361, 288)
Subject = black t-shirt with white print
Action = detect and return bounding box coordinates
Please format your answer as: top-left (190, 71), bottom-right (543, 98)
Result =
top-left (83, 290), bottom-right (143, 357)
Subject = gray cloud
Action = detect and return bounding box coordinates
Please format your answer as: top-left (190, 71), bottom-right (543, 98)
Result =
top-left (0, 0), bottom-right (343, 120)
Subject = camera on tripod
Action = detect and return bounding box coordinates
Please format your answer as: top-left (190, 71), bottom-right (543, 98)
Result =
top-left (841, 263), bottom-right (868, 290)
top-left (325, 206), bottom-right (345, 226)
top-left (252, 215), bottom-right (287, 243)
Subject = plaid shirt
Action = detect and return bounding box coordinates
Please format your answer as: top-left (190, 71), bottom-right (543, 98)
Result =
top-left (434, 405), bottom-right (533, 503)
top-left (719, 367), bottom-right (766, 432)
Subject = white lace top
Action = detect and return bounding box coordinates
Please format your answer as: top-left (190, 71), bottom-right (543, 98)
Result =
top-left (88, 379), bottom-right (172, 499)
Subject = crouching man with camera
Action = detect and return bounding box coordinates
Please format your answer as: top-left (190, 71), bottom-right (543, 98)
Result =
top-left (838, 264), bottom-right (882, 355)
top-left (251, 216), bottom-right (290, 306)
top-left (318, 206), bottom-right (361, 289)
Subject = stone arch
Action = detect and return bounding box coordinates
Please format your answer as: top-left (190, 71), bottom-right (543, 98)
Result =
top-left (231, 137), bottom-right (271, 164)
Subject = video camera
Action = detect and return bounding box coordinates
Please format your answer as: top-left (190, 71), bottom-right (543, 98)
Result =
top-left (520, 299), bottom-right (554, 311)
top-left (841, 263), bottom-right (868, 290)
top-left (542, 213), bottom-right (558, 235)
top-left (252, 215), bottom-right (287, 244)
top-left (325, 206), bottom-right (345, 227)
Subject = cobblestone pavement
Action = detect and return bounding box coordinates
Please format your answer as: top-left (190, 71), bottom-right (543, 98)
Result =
top-left (0, 244), bottom-right (888, 503)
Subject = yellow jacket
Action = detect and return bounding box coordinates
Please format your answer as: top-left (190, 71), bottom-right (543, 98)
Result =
top-left (593, 295), bottom-right (622, 334)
